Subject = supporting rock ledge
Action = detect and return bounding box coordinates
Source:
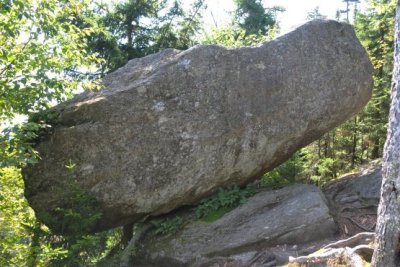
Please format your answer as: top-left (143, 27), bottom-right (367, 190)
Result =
top-left (132, 184), bottom-right (338, 267)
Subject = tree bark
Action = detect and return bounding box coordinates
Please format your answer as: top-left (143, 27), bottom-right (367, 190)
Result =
top-left (371, 2), bottom-right (400, 266)
top-left (351, 116), bottom-right (358, 168)
top-left (121, 223), bottom-right (134, 248)
top-left (371, 138), bottom-right (380, 159)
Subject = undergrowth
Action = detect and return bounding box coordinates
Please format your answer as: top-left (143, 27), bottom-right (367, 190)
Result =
top-left (148, 170), bottom-right (298, 236)
top-left (150, 216), bottom-right (184, 236)
top-left (195, 184), bottom-right (256, 220)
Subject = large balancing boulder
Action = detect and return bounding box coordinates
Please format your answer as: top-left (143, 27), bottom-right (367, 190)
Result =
top-left (23, 20), bottom-right (373, 232)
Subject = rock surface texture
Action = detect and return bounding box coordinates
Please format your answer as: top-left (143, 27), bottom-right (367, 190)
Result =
top-left (324, 160), bottom-right (382, 236)
top-left (23, 19), bottom-right (373, 232)
top-left (131, 184), bottom-right (338, 267)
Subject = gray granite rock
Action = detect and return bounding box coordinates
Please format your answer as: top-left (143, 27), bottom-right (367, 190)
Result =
top-left (323, 160), bottom-right (381, 235)
top-left (23, 19), bottom-right (373, 232)
top-left (324, 160), bottom-right (382, 210)
top-left (132, 184), bottom-right (338, 267)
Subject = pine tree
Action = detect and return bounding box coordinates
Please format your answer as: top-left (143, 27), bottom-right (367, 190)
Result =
top-left (234, 0), bottom-right (283, 36)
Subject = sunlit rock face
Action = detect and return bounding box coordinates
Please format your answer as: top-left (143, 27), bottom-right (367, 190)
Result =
top-left (23, 19), bottom-right (373, 233)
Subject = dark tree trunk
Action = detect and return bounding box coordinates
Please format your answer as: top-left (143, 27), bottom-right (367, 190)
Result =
top-left (351, 116), bottom-right (358, 168)
top-left (360, 134), bottom-right (364, 163)
top-left (371, 138), bottom-right (380, 159)
top-left (324, 133), bottom-right (329, 157)
top-left (372, 2), bottom-right (400, 266)
top-left (27, 222), bottom-right (41, 267)
top-left (121, 223), bottom-right (134, 248)
top-left (318, 139), bottom-right (322, 159)
top-left (332, 129), bottom-right (336, 158)
top-left (127, 24), bottom-right (133, 48)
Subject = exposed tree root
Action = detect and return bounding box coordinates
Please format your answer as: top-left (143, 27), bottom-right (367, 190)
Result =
top-left (288, 232), bottom-right (375, 266)
top-left (344, 247), bottom-right (365, 267)
top-left (322, 232), bottom-right (375, 249)
top-left (289, 248), bottom-right (346, 263)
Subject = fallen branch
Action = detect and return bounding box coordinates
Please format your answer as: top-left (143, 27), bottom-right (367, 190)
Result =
top-left (289, 247), bottom-right (368, 267)
top-left (289, 233), bottom-right (375, 266)
top-left (322, 232), bottom-right (375, 249)
top-left (289, 248), bottom-right (345, 264)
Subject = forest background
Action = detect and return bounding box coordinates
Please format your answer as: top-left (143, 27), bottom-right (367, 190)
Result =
top-left (0, 0), bottom-right (395, 266)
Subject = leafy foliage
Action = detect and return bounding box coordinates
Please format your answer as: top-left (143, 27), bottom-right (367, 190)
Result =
top-left (234, 0), bottom-right (284, 36)
top-left (261, 152), bottom-right (303, 188)
top-left (38, 163), bottom-right (102, 236)
top-left (151, 216), bottom-right (184, 236)
top-left (0, 167), bottom-right (67, 266)
top-left (306, 6), bottom-right (327, 20)
top-left (0, 0), bottom-right (102, 120)
top-left (0, 2), bottom-right (120, 264)
top-left (1, 123), bottom-right (42, 167)
top-left (77, 0), bottom-right (206, 75)
top-left (355, 0), bottom-right (395, 159)
top-left (195, 185), bottom-right (256, 219)
top-left (149, 185), bottom-right (257, 236)
top-left (0, 0), bottom-right (103, 166)
top-left (44, 229), bottom-right (122, 267)
top-left (202, 0), bottom-right (283, 48)
top-left (0, 163), bottom-right (121, 267)
top-left (202, 25), bottom-right (274, 47)
top-left (1, 108), bottom-right (60, 167)
top-left (261, 170), bottom-right (292, 189)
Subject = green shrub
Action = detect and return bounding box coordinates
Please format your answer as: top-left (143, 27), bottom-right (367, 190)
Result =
top-left (151, 216), bottom-right (184, 236)
top-left (195, 184), bottom-right (256, 220)
top-left (38, 161), bottom-right (102, 236)
top-left (260, 151), bottom-right (305, 188)
top-left (260, 169), bottom-right (291, 189)
top-left (1, 109), bottom-right (60, 168)
top-left (36, 161), bottom-right (108, 266)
